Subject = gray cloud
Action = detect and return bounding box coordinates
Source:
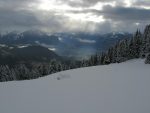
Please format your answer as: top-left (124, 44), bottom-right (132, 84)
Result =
top-left (101, 5), bottom-right (150, 21)
top-left (0, 0), bottom-right (150, 33)
top-left (0, 9), bottom-right (41, 32)
top-left (133, 0), bottom-right (150, 7)
top-left (67, 5), bottom-right (150, 22)
top-left (60, 0), bottom-right (115, 7)
top-left (0, 0), bottom-right (39, 10)
top-left (0, 10), bottom-right (38, 26)
top-left (99, 5), bottom-right (150, 32)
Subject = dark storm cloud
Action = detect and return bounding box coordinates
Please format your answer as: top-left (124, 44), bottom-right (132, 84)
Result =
top-left (0, 9), bottom-right (39, 26)
top-left (101, 5), bottom-right (150, 21)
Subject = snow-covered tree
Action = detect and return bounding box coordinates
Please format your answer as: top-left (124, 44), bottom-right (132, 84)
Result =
top-left (0, 65), bottom-right (16, 82)
top-left (145, 54), bottom-right (150, 64)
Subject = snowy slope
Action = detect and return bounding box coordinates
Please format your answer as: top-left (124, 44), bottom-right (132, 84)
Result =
top-left (0, 59), bottom-right (150, 113)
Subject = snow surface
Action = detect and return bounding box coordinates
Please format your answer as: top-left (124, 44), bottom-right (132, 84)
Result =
top-left (0, 59), bottom-right (150, 113)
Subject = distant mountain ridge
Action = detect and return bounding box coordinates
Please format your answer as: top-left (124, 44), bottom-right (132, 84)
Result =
top-left (0, 30), bottom-right (132, 58)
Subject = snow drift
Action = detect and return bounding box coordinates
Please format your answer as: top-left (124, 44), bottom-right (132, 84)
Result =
top-left (0, 59), bottom-right (150, 113)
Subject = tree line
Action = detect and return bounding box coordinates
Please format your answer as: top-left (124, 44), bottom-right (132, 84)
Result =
top-left (83, 25), bottom-right (150, 66)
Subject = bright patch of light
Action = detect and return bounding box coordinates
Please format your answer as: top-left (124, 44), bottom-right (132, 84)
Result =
top-left (0, 44), bottom-right (6, 47)
top-left (90, 1), bottom-right (116, 10)
top-left (38, 0), bottom-right (54, 10)
top-left (64, 13), bottom-right (86, 20)
top-left (65, 13), bottom-right (105, 23)
top-left (48, 48), bottom-right (56, 51)
top-left (38, 0), bottom-right (106, 23)
top-left (138, 6), bottom-right (150, 9)
top-left (135, 22), bottom-right (140, 26)
top-left (124, 0), bottom-right (132, 7)
top-left (18, 45), bottom-right (28, 48)
top-left (77, 38), bottom-right (96, 44)
top-left (87, 15), bottom-right (105, 23)
top-left (38, 0), bottom-right (83, 11)
top-left (58, 37), bottom-right (63, 41)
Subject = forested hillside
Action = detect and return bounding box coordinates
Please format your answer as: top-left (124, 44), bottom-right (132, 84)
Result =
top-left (86, 25), bottom-right (150, 66)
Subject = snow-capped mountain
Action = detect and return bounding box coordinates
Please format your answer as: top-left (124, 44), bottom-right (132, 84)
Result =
top-left (0, 30), bottom-right (132, 58)
top-left (0, 59), bottom-right (149, 113)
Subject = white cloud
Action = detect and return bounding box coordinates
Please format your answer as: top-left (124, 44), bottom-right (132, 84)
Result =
top-left (48, 48), bottom-right (56, 51)
top-left (77, 38), bottom-right (96, 44)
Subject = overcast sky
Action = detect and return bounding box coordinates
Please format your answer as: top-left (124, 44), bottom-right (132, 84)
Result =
top-left (0, 0), bottom-right (150, 33)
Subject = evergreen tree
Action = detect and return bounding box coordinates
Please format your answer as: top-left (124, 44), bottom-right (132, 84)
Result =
top-left (145, 54), bottom-right (150, 64)
top-left (0, 65), bottom-right (16, 81)
top-left (15, 64), bottom-right (30, 80)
